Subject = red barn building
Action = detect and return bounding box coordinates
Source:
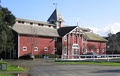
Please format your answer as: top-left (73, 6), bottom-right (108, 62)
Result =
top-left (12, 9), bottom-right (107, 59)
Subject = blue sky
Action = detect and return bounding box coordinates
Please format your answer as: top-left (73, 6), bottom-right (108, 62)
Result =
top-left (1, 0), bottom-right (120, 36)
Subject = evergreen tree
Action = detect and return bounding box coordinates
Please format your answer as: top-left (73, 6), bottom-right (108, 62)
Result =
top-left (0, 6), bottom-right (16, 58)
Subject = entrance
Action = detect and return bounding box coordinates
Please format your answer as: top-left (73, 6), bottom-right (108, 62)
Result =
top-left (72, 44), bottom-right (80, 58)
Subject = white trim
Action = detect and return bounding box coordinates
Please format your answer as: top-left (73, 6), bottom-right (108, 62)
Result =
top-left (18, 34), bottom-right (20, 58)
top-left (64, 26), bottom-right (83, 37)
top-left (34, 47), bottom-right (38, 51)
top-left (44, 47), bottom-right (48, 52)
top-left (23, 46), bottom-right (27, 51)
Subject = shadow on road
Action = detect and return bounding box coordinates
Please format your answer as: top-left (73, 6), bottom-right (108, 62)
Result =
top-left (93, 69), bottom-right (120, 73)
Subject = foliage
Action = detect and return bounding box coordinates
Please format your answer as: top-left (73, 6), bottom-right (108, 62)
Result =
top-left (35, 54), bottom-right (56, 58)
top-left (106, 32), bottom-right (120, 53)
top-left (0, 6), bottom-right (16, 57)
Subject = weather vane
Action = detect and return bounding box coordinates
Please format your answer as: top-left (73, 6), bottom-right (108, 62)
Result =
top-left (53, 3), bottom-right (57, 8)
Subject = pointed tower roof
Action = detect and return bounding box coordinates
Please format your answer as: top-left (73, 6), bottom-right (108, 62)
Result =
top-left (47, 9), bottom-right (64, 23)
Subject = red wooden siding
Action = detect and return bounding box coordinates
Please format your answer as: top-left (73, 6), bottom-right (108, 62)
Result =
top-left (86, 41), bottom-right (106, 54)
top-left (19, 35), bottom-right (55, 57)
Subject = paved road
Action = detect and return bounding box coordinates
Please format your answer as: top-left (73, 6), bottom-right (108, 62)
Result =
top-left (28, 64), bottom-right (120, 76)
top-left (6, 59), bottom-right (120, 76)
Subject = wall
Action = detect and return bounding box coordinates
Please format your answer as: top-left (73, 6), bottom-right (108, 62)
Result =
top-left (19, 34), bottom-right (55, 57)
top-left (86, 41), bottom-right (106, 54)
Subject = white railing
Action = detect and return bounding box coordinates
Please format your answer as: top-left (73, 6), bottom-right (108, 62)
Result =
top-left (60, 54), bottom-right (120, 61)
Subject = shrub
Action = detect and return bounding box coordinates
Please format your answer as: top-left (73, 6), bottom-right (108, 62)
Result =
top-left (34, 54), bottom-right (56, 58)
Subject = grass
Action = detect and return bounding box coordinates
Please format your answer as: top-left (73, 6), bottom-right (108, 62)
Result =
top-left (0, 61), bottom-right (26, 72)
top-left (0, 74), bottom-right (15, 76)
top-left (55, 61), bottom-right (120, 66)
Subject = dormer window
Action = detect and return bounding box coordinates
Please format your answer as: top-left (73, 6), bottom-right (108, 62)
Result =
top-left (30, 22), bottom-right (33, 25)
top-left (18, 21), bottom-right (22, 23)
top-left (48, 25), bottom-right (51, 27)
top-left (38, 24), bottom-right (43, 26)
top-left (21, 21), bottom-right (24, 24)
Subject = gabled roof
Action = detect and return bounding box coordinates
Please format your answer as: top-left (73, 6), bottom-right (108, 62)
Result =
top-left (57, 26), bottom-right (77, 37)
top-left (47, 9), bottom-right (64, 23)
top-left (12, 24), bottom-right (59, 37)
top-left (84, 32), bottom-right (107, 42)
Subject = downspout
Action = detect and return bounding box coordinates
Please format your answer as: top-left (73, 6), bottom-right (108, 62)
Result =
top-left (18, 34), bottom-right (20, 58)
top-left (67, 34), bottom-right (69, 59)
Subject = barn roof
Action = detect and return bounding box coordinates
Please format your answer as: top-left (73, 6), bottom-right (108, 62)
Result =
top-left (12, 24), bottom-right (59, 37)
top-left (12, 18), bottom-right (107, 42)
top-left (57, 26), bottom-right (77, 37)
top-left (84, 32), bottom-right (107, 42)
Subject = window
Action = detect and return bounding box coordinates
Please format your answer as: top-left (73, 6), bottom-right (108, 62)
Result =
top-left (102, 49), bottom-right (105, 53)
top-left (54, 48), bottom-right (57, 52)
top-left (64, 36), bottom-right (67, 41)
top-left (97, 49), bottom-right (99, 53)
top-left (64, 47), bottom-right (67, 55)
top-left (82, 47), bottom-right (86, 54)
top-left (23, 46), bottom-right (27, 51)
top-left (54, 38), bottom-right (57, 41)
top-left (34, 47), bottom-right (38, 51)
top-left (44, 47), bottom-right (48, 52)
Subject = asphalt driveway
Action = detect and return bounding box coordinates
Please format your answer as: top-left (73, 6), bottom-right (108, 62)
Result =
top-left (5, 59), bottom-right (120, 76)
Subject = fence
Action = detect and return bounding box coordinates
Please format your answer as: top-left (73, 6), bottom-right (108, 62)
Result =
top-left (59, 54), bottom-right (120, 61)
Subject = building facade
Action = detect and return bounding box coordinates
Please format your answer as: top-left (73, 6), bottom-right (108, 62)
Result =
top-left (12, 9), bottom-right (107, 59)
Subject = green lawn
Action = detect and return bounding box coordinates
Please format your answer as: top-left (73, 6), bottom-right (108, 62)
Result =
top-left (0, 61), bottom-right (26, 72)
top-left (56, 61), bottom-right (120, 66)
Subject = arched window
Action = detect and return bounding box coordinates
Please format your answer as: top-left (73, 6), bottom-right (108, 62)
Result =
top-left (82, 46), bottom-right (86, 54)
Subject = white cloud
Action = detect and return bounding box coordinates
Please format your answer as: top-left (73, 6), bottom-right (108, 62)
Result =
top-left (85, 26), bottom-right (101, 34)
top-left (85, 22), bottom-right (120, 36)
top-left (105, 23), bottom-right (120, 34)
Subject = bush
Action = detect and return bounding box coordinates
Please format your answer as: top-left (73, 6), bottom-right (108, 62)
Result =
top-left (34, 54), bottom-right (43, 58)
top-left (34, 54), bottom-right (56, 58)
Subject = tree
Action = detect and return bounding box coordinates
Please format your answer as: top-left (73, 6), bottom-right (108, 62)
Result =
top-left (0, 6), bottom-right (16, 58)
top-left (106, 32), bottom-right (120, 54)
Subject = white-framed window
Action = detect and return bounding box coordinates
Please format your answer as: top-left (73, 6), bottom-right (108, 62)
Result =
top-left (82, 46), bottom-right (86, 54)
top-left (23, 46), bottom-right (27, 51)
top-left (102, 49), bottom-right (105, 53)
top-left (91, 49), bottom-right (93, 53)
top-left (64, 46), bottom-right (67, 55)
top-left (72, 44), bottom-right (79, 55)
top-left (97, 49), bottom-right (99, 53)
top-left (54, 38), bottom-right (57, 41)
top-left (54, 48), bottom-right (57, 52)
top-left (34, 47), bottom-right (38, 51)
top-left (72, 49), bottom-right (79, 55)
top-left (44, 47), bottom-right (48, 52)
top-left (64, 36), bottom-right (67, 41)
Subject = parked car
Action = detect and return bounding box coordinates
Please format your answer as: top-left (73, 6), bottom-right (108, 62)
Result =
top-left (19, 53), bottom-right (34, 60)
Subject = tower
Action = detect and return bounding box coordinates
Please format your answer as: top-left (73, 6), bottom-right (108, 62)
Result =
top-left (47, 8), bottom-right (64, 29)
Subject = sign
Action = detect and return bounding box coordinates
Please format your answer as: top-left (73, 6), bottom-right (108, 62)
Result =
top-left (0, 63), bottom-right (7, 71)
